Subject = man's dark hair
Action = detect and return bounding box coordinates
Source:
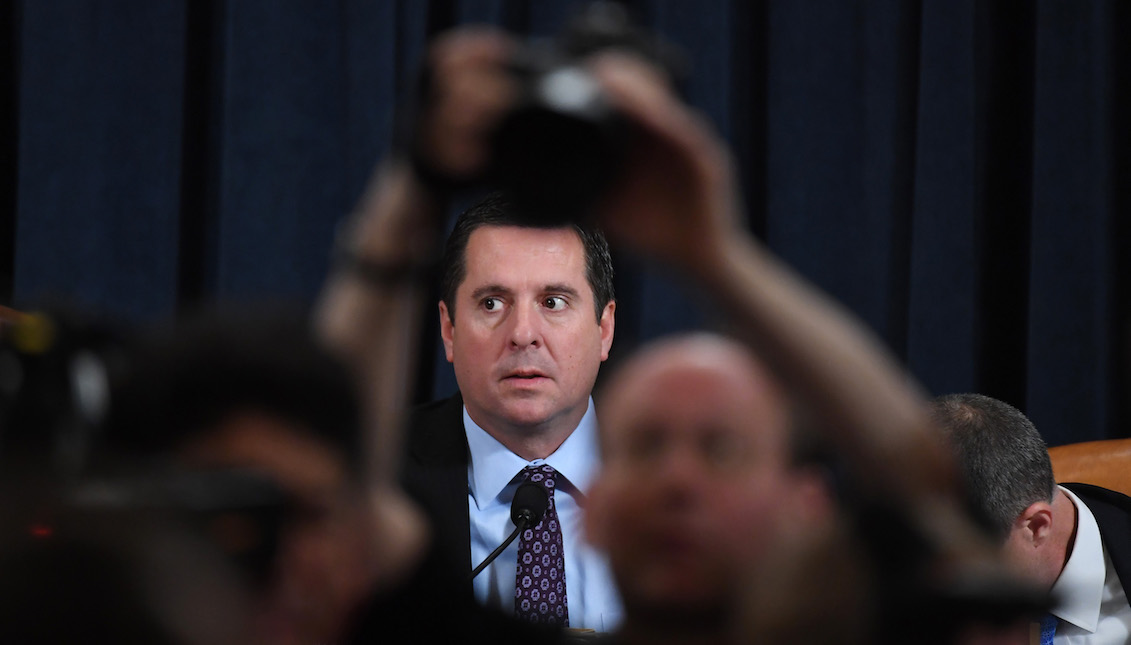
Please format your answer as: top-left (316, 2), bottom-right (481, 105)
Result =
top-left (928, 393), bottom-right (1056, 541)
top-left (104, 304), bottom-right (364, 478)
top-left (438, 192), bottom-right (615, 323)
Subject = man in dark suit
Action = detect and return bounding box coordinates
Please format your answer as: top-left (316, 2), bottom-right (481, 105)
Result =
top-left (930, 394), bottom-right (1131, 644)
top-left (403, 191), bottom-right (621, 630)
top-left (395, 27), bottom-right (622, 628)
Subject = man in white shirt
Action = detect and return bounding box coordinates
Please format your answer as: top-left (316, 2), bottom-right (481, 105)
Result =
top-left (930, 393), bottom-right (1131, 644)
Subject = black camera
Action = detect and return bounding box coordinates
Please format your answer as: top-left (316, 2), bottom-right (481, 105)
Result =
top-left (487, 2), bottom-right (686, 224)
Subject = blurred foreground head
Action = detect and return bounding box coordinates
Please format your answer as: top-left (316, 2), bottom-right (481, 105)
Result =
top-left (586, 333), bottom-right (831, 641)
top-left (104, 304), bottom-right (376, 645)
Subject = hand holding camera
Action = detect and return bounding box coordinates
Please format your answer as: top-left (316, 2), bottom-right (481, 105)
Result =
top-left (406, 3), bottom-right (747, 279)
top-left (408, 3), bottom-right (688, 225)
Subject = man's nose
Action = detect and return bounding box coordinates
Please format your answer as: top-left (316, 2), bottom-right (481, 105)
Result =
top-left (508, 301), bottom-right (542, 348)
top-left (654, 448), bottom-right (707, 503)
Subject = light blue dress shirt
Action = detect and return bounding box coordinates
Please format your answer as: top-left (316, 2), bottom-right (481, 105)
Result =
top-left (465, 397), bottom-right (623, 632)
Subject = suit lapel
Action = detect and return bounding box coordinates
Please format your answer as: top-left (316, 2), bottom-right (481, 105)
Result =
top-left (404, 393), bottom-right (475, 584)
top-left (1063, 483), bottom-right (1131, 609)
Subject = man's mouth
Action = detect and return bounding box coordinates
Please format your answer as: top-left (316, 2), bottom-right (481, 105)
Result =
top-left (647, 528), bottom-right (704, 557)
top-left (505, 370), bottom-right (548, 380)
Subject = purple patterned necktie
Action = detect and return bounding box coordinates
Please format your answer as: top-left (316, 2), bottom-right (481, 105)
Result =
top-left (514, 464), bottom-right (568, 627)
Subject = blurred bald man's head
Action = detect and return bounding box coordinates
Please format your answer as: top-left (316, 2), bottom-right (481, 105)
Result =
top-left (587, 333), bottom-right (831, 627)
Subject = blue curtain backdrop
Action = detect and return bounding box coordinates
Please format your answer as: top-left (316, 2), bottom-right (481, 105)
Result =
top-left (3, 1), bottom-right (1128, 446)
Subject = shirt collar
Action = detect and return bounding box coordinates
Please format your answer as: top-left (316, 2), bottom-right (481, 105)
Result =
top-left (1050, 485), bottom-right (1106, 631)
top-left (465, 397), bottom-right (600, 511)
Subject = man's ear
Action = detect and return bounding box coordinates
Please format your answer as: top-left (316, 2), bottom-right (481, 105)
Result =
top-left (438, 301), bottom-right (455, 363)
top-left (598, 301), bottom-right (615, 362)
top-left (1013, 500), bottom-right (1054, 546)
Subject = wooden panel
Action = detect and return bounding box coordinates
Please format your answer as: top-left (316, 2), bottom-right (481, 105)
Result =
top-left (1048, 439), bottom-right (1131, 497)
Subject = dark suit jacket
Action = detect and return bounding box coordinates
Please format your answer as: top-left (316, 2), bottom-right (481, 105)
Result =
top-left (401, 393), bottom-right (475, 597)
top-left (1062, 482), bottom-right (1131, 608)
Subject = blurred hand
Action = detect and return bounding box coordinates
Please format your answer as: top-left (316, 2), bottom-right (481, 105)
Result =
top-left (588, 52), bottom-right (744, 274)
top-left (413, 28), bottom-right (519, 181)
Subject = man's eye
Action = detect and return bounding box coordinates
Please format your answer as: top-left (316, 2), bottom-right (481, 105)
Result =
top-left (623, 428), bottom-right (665, 464)
top-left (483, 297), bottom-right (502, 311)
top-left (544, 296), bottom-right (567, 310)
top-left (700, 431), bottom-right (750, 472)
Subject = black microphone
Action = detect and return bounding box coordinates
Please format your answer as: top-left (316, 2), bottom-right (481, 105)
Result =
top-left (469, 482), bottom-right (549, 580)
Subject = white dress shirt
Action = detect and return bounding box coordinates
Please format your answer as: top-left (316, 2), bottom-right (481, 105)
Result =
top-left (1051, 486), bottom-right (1131, 644)
top-left (465, 397), bottom-right (623, 632)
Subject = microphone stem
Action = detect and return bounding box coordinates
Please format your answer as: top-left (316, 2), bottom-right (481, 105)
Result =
top-left (470, 521), bottom-right (527, 580)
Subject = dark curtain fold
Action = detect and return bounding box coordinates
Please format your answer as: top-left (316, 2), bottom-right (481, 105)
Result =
top-left (5, 0), bottom-right (1129, 445)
